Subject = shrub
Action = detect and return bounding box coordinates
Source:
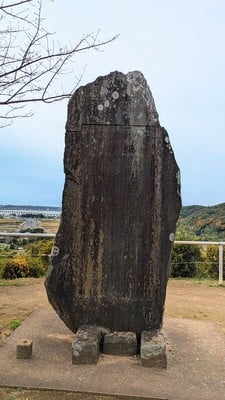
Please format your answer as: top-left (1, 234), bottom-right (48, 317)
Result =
top-left (170, 244), bottom-right (202, 278)
top-left (195, 246), bottom-right (218, 279)
top-left (0, 239), bottom-right (53, 279)
top-left (27, 258), bottom-right (47, 277)
top-left (24, 239), bottom-right (53, 277)
top-left (3, 257), bottom-right (30, 279)
top-left (171, 243), bottom-right (225, 279)
top-left (0, 259), bottom-right (6, 279)
top-left (197, 245), bottom-right (225, 279)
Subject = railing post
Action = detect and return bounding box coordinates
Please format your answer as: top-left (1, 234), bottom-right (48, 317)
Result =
top-left (219, 245), bottom-right (223, 284)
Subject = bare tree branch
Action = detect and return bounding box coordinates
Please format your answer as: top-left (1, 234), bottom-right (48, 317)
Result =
top-left (0, 0), bottom-right (118, 126)
top-left (0, 0), bottom-right (31, 9)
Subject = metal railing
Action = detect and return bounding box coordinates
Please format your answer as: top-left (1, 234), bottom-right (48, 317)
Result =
top-left (0, 232), bottom-right (224, 284)
top-left (0, 232), bottom-right (55, 238)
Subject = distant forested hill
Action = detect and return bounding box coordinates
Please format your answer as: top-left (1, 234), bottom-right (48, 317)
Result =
top-left (177, 203), bottom-right (225, 240)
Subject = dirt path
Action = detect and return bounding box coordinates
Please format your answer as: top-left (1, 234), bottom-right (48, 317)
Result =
top-left (0, 278), bottom-right (49, 339)
top-left (1, 278), bottom-right (225, 339)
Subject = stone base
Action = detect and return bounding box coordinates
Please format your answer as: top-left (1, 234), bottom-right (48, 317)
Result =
top-left (140, 330), bottom-right (167, 368)
top-left (72, 325), bottom-right (101, 365)
top-left (16, 339), bottom-right (33, 359)
top-left (72, 325), bottom-right (166, 366)
top-left (103, 331), bottom-right (137, 356)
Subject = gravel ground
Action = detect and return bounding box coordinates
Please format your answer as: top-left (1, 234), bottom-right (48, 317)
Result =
top-left (0, 278), bottom-right (225, 400)
top-left (0, 308), bottom-right (225, 400)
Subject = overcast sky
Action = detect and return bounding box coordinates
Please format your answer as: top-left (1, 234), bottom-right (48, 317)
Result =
top-left (1, 0), bottom-right (225, 206)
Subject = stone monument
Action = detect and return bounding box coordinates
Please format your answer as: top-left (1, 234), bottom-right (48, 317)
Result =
top-left (45, 71), bottom-right (181, 364)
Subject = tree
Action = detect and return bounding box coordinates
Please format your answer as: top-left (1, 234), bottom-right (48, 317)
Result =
top-left (0, 0), bottom-right (117, 126)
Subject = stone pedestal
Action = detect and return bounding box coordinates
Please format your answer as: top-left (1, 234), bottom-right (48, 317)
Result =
top-left (140, 330), bottom-right (167, 368)
top-left (16, 339), bottom-right (33, 359)
top-left (71, 324), bottom-right (167, 366)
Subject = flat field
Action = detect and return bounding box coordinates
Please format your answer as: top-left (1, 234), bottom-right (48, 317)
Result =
top-left (39, 218), bottom-right (60, 233)
top-left (0, 217), bottom-right (60, 234)
top-left (0, 218), bottom-right (22, 232)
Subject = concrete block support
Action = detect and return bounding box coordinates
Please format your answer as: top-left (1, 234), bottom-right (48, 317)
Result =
top-left (141, 330), bottom-right (167, 368)
top-left (16, 339), bottom-right (33, 359)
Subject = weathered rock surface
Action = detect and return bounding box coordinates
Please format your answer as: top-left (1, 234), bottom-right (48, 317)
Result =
top-left (45, 71), bottom-right (181, 334)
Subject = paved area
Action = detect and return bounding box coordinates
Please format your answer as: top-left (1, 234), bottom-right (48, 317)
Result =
top-left (0, 309), bottom-right (225, 400)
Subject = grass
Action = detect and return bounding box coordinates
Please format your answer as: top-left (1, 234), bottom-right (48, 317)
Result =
top-left (0, 389), bottom-right (151, 400)
top-left (8, 319), bottom-right (21, 330)
top-left (0, 277), bottom-right (42, 287)
top-left (6, 395), bottom-right (16, 400)
top-left (0, 275), bottom-right (224, 290)
top-left (169, 277), bottom-right (225, 288)
top-left (1, 276), bottom-right (225, 288)
top-left (0, 280), bottom-right (23, 287)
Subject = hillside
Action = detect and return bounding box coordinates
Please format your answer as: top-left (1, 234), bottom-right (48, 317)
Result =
top-left (177, 202), bottom-right (225, 240)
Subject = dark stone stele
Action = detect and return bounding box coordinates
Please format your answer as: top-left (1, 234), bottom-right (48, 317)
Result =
top-left (45, 71), bottom-right (181, 335)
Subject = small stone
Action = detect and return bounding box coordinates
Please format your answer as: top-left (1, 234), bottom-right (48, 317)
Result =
top-left (141, 330), bottom-right (167, 368)
top-left (72, 325), bottom-right (100, 364)
top-left (16, 339), bottom-right (33, 359)
top-left (4, 329), bottom-right (11, 337)
top-left (0, 333), bottom-right (7, 347)
top-left (103, 331), bottom-right (137, 356)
